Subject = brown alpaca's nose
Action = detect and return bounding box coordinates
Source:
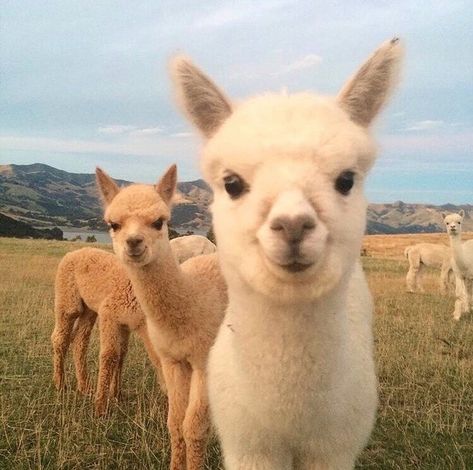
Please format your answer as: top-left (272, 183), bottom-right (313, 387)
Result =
top-left (270, 214), bottom-right (316, 244)
top-left (126, 236), bottom-right (144, 249)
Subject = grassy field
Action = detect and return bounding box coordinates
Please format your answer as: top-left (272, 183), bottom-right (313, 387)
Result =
top-left (0, 236), bottom-right (472, 469)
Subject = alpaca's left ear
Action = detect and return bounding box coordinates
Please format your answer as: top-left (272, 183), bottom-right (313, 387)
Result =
top-left (459, 209), bottom-right (465, 218)
top-left (171, 56), bottom-right (233, 138)
top-left (156, 164), bottom-right (177, 205)
top-left (96, 167), bottom-right (120, 205)
top-left (338, 38), bottom-right (403, 127)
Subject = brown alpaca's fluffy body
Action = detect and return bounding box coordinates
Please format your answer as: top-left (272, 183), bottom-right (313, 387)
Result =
top-left (52, 247), bottom-right (164, 415)
top-left (96, 166), bottom-right (228, 470)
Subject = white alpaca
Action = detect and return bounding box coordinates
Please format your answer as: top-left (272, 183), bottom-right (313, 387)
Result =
top-left (444, 210), bottom-right (473, 320)
top-left (404, 243), bottom-right (452, 293)
top-left (172, 38), bottom-right (402, 469)
top-left (170, 234), bottom-right (216, 263)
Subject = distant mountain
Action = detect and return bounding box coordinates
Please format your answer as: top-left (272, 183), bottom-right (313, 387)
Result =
top-left (1, 163), bottom-right (472, 235)
top-left (0, 163), bottom-right (212, 234)
top-left (0, 213), bottom-right (63, 240)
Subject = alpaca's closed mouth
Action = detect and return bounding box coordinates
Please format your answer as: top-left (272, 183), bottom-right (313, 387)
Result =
top-left (281, 262), bottom-right (313, 273)
top-left (126, 248), bottom-right (147, 262)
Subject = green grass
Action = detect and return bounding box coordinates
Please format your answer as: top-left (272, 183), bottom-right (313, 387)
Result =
top-left (1, 237), bottom-right (472, 469)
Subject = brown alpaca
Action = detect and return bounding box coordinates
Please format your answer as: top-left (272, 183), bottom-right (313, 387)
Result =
top-left (52, 247), bottom-right (165, 415)
top-left (95, 165), bottom-right (227, 470)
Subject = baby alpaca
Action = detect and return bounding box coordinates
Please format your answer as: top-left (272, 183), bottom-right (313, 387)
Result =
top-left (172, 38), bottom-right (402, 468)
top-left (404, 243), bottom-right (452, 293)
top-left (52, 247), bottom-right (164, 415)
top-left (96, 166), bottom-right (227, 470)
top-left (170, 234), bottom-right (216, 264)
top-left (444, 210), bottom-right (473, 320)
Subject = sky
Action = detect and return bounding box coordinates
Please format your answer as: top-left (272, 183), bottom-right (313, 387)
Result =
top-left (1, 0), bottom-right (472, 204)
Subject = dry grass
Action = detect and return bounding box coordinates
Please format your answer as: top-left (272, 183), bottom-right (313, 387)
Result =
top-left (1, 236), bottom-right (472, 469)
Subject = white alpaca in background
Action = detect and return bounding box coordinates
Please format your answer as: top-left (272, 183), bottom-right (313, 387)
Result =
top-left (404, 243), bottom-right (452, 293)
top-left (172, 38), bottom-right (402, 469)
top-left (170, 234), bottom-right (216, 263)
top-left (444, 210), bottom-right (473, 320)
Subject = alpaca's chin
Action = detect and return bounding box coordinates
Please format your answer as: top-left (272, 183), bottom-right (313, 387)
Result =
top-left (228, 247), bottom-right (345, 303)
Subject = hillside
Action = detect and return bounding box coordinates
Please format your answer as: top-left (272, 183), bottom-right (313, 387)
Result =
top-left (1, 163), bottom-right (472, 234)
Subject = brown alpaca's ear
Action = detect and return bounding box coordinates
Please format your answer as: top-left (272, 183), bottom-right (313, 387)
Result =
top-left (338, 38), bottom-right (403, 127)
top-left (95, 167), bottom-right (120, 205)
top-left (156, 164), bottom-right (177, 205)
top-left (170, 55), bottom-right (233, 138)
top-left (459, 209), bottom-right (465, 218)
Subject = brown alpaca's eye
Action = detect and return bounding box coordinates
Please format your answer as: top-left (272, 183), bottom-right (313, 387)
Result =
top-left (335, 171), bottom-right (355, 195)
top-left (224, 173), bottom-right (248, 199)
top-left (109, 222), bottom-right (121, 232)
top-left (152, 218), bottom-right (164, 230)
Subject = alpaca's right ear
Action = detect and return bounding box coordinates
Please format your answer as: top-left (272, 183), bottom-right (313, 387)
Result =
top-left (459, 209), bottom-right (465, 218)
top-left (96, 167), bottom-right (120, 205)
top-left (338, 38), bottom-right (403, 127)
top-left (170, 56), bottom-right (233, 138)
top-left (156, 164), bottom-right (177, 205)
top-left (441, 212), bottom-right (447, 220)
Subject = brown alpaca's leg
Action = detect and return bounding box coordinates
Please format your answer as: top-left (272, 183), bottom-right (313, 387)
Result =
top-left (162, 359), bottom-right (191, 470)
top-left (51, 309), bottom-right (80, 390)
top-left (136, 325), bottom-right (167, 394)
top-left (71, 308), bottom-right (97, 394)
top-left (109, 326), bottom-right (130, 400)
top-left (183, 368), bottom-right (210, 470)
top-left (95, 316), bottom-right (121, 416)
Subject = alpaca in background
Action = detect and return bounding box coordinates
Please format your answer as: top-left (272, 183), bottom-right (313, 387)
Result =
top-left (404, 243), bottom-right (453, 293)
top-left (172, 38), bottom-right (402, 468)
top-left (170, 234), bottom-right (216, 263)
top-left (96, 165), bottom-right (227, 470)
top-left (444, 210), bottom-right (473, 320)
top-left (52, 247), bottom-right (164, 415)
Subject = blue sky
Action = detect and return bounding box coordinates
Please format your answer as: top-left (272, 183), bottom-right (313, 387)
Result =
top-left (1, 0), bottom-right (472, 204)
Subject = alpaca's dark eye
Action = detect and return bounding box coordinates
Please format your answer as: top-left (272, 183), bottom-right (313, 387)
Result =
top-left (224, 173), bottom-right (248, 199)
top-left (152, 218), bottom-right (164, 230)
top-left (335, 171), bottom-right (355, 195)
top-left (109, 222), bottom-right (121, 232)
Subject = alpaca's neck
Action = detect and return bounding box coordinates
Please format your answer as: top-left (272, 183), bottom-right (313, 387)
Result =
top-left (227, 273), bottom-right (351, 343)
top-left (125, 248), bottom-right (191, 323)
top-left (449, 233), bottom-right (468, 273)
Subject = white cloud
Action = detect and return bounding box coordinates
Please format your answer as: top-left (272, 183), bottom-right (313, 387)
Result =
top-left (194, 0), bottom-right (293, 29)
top-left (0, 134), bottom-right (195, 159)
top-left (404, 120), bottom-right (445, 132)
top-left (129, 126), bottom-right (164, 136)
top-left (98, 125), bottom-right (137, 135)
top-left (275, 54), bottom-right (322, 75)
top-left (170, 132), bottom-right (194, 138)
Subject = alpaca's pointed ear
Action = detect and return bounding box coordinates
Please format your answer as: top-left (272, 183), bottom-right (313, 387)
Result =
top-left (441, 212), bottom-right (448, 220)
top-left (338, 38), bottom-right (403, 127)
top-left (95, 167), bottom-right (120, 205)
top-left (156, 164), bottom-right (177, 205)
top-left (459, 209), bottom-right (465, 218)
top-left (170, 55), bottom-right (233, 138)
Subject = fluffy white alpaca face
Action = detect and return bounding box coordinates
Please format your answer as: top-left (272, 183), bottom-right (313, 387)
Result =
top-left (104, 185), bottom-right (171, 267)
top-left (203, 96), bottom-right (374, 299)
top-left (444, 212), bottom-right (464, 237)
top-left (172, 39), bottom-right (402, 300)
